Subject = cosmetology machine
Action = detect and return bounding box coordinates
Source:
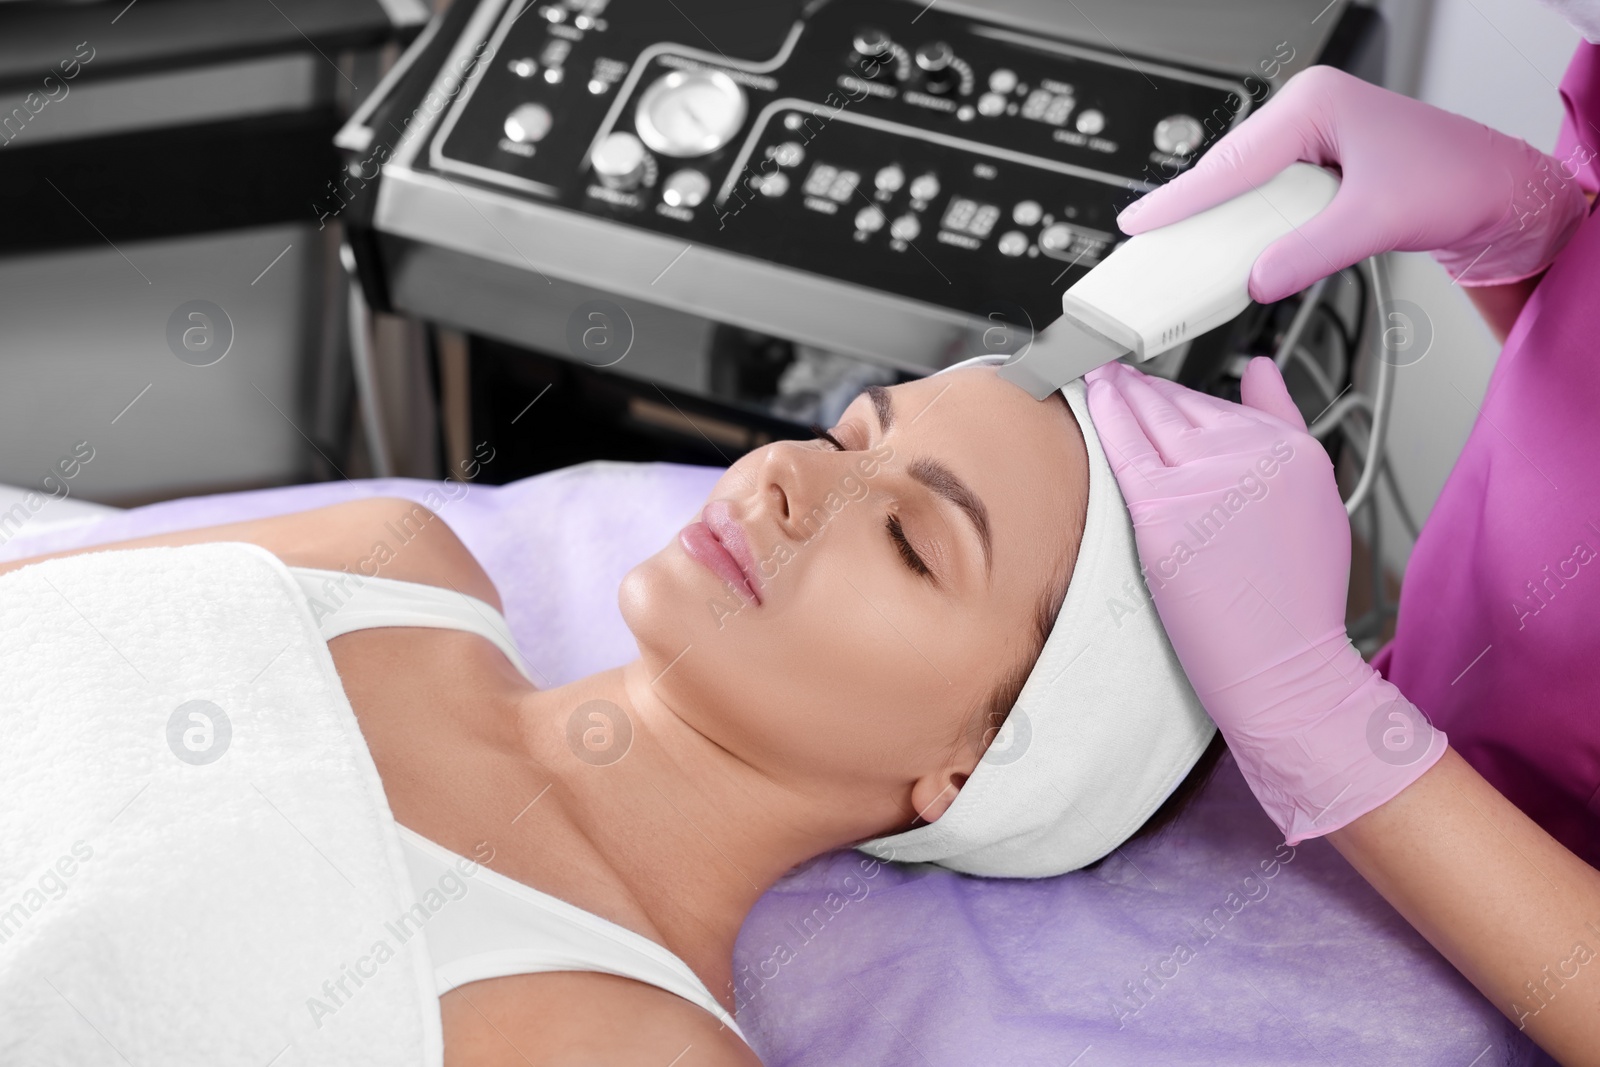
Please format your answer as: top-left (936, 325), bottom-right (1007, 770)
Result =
top-left (338, 0), bottom-right (1403, 647)
top-left (340, 0), bottom-right (1377, 431)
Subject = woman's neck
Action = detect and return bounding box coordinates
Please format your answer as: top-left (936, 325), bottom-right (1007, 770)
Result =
top-left (511, 660), bottom-right (843, 1010)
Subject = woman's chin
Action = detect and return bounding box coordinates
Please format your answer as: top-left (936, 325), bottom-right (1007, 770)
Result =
top-left (617, 548), bottom-right (715, 646)
top-left (616, 557), bottom-right (659, 639)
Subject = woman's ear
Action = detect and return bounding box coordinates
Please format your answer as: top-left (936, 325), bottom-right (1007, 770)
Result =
top-left (909, 769), bottom-right (969, 826)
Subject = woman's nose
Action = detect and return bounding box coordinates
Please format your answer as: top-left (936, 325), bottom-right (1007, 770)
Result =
top-left (752, 439), bottom-right (836, 541)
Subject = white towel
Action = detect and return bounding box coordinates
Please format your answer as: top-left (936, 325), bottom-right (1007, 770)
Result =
top-left (0, 542), bottom-right (442, 1067)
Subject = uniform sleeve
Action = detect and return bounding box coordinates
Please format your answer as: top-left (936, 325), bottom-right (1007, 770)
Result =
top-left (1554, 41), bottom-right (1600, 195)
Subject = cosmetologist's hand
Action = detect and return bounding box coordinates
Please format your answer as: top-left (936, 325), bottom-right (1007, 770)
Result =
top-left (1084, 357), bottom-right (1447, 843)
top-left (1117, 65), bottom-right (1590, 302)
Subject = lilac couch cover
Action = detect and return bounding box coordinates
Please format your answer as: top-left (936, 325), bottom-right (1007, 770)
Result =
top-left (0, 462), bottom-right (1539, 1066)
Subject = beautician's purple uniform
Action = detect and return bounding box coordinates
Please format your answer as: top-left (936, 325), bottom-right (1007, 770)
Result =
top-left (1371, 42), bottom-right (1600, 867)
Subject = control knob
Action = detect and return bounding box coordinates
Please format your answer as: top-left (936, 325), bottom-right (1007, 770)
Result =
top-left (592, 131), bottom-right (649, 191)
top-left (853, 27), bottom-right (895, 79)
top-left (915, 41), bottom-right (958, 93)
top-left (854, 27), bottom-right (893, 60)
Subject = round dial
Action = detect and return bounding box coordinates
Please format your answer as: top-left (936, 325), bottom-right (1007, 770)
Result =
top-left (634, 69), bottom-right (747, 158)
top-left (592, 131), bottom-right (648, 189)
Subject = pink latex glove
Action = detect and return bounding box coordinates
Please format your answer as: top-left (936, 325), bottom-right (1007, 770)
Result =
top-left (1084, 357), bottom-right (1447, 843)
top-left (1118, 65), bottom-right (1591, 302)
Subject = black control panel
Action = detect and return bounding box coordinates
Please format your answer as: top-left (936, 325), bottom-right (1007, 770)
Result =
top-left (418, 0), bottom-right (1252, 328)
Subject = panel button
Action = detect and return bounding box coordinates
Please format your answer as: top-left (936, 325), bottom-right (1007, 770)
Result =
top-left (1012, 200), bottom-right (1042, 226)
top-left (592, 131), bottom-right (648, 189)
top-left (855, 205), bottom-right (886, 232)
top-left (753, 171), bottom-right (791, 197)
top-left (874, 164), bottom-right (905, 193)
top-left (1154, 114), bottom-right (1205, 155)
top-left (890, 214), bottom-right (921, 241)
top-left (998, 231), bottom-right (1028, 257)
top-left (662, 169), bottom-right (710, 208)
top-left (504, 103), bottom-right (554, 144)
top-left (977, 91), bottom-right (1007, 117)
top-left (988, 68), bottom-right (1017, 94)
top-left (908, 173), bottom-right (940, 202)
top-left (1075, 108), bottom-right (1105, 135)
top-left (767, 141), bottom-right (806, 167)
top-left (1040, 223), bottom-right (1074, 252)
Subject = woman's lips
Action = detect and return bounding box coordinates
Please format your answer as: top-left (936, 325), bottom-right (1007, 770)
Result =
top-left (680, 500), bottom-right (761, 605)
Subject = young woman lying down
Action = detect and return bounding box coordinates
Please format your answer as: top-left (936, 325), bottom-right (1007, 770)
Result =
top-left (0, 353), bottom-right (1221, 1065)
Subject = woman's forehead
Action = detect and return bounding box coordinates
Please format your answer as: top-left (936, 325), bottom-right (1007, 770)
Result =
top-left (869, 370), bottom-right (1085, 551)
top-left (876, 367), bottom-right (1072, 442)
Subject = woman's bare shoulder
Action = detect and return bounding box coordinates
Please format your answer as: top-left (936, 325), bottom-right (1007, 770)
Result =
top-left (321, 496), bottom-right (504, 612)
top-left (439, 970), bottom-right (760, 1066)
top-left (0, 495), bottom-right (504, 612)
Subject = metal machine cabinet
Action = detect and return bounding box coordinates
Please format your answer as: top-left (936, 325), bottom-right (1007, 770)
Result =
top-left (340, 0), bottom-right (1381, 474)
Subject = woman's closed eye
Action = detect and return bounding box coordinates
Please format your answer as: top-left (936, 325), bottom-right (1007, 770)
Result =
top-left (810, 425), bottom-right (847, 452)
top-left (885, 513), bottom-right (931, 577)
top-left (809, 424), bottom-right (935, 580)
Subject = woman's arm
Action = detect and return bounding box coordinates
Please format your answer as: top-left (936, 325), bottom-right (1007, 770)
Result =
top-left (440, 971), bottom-right (762, 1065)
top-left (0, 496), bottom-right (504, 609)
top-left (1327, 746), bottom-right (1600, 1065)
top-left (1464, 187), bottom-right (1593, 342)
top-left (1465, 274), bottom-right (1545, 344)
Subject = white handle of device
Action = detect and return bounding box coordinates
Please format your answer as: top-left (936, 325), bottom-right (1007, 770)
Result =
top-left (1064, 163), bottom-right (1341, 361)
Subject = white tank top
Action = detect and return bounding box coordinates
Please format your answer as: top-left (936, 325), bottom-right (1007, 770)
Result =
top-left (289, 567), bottom-right (748, 1046)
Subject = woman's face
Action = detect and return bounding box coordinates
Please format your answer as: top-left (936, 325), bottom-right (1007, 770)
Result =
top-left (620, 365), bottom-right (1088, 833)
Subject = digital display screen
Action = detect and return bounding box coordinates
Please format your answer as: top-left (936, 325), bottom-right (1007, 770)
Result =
top-left (941, 197), bottom-right (1002, 238)
top-left (1021, 87), bottom-right (1075, 126)
top-left (801, 162), bottom-right (861, 202)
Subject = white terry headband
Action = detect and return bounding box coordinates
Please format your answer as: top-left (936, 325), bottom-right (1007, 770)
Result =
top-left (857, 353), bottom-right (1216, 878)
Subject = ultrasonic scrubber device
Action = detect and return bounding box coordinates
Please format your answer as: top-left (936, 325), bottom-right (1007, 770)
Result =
top-left (998, 163), bottom-right (1341, 398)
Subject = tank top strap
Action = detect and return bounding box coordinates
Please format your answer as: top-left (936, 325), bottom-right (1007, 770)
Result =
top-left (288, 566), bottom-right (536, 684)
top-left (394, 824), bottom-right (749, 1047)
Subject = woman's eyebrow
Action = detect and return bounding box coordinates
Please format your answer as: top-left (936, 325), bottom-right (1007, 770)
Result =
top-left (910, 457), bottom-right (993, 579)
top-left (864, 384), bottom-right (993, 581)
top-left (866, 384), bottom-right (894, 432)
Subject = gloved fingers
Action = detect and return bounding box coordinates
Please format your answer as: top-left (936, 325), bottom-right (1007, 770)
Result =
top-left (1127, 366), bottom-right (1253, 428)
top-left (1115, 87), bottom-right (1319, 235)
top-left (1103, 362), bottom-right (1215, 466)
top-left (1247, 189), bottom-right (1383, 303)
top-left (1106, 362), bottom-right (1286, 462)
top-left (1084, 374), bottom-right (1171, 483)
top-left (1239, 356), bottom-right (1309, 431)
